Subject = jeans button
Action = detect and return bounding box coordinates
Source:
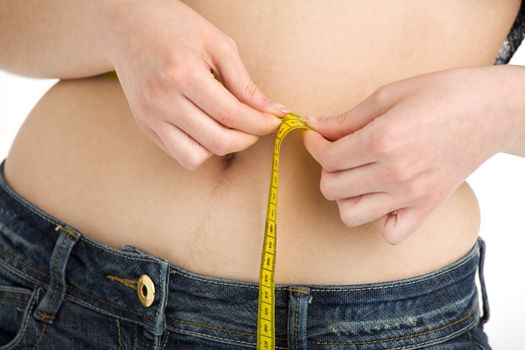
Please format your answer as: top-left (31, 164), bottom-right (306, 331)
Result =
top-left (137, 274), bottom-right (155, 307)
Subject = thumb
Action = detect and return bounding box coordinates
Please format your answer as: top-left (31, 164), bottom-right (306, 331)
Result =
top-left (302, 87), bottom-right (397, 140)
top-left (302, 129), bottom-right (332, 165)
top-left (210, 43), bottom-right (291, 117)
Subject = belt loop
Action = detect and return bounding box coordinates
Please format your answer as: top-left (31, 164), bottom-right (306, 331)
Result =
top-left (142, 258), bottom-right (170, 349)
top-left (287, 286), bottom-right (312, 350)
top-left (477, 237), bottom-right (490, 326)
top-left (153, 259), bottom-right (170, 339)
top-left (33, 224), bottom-right (80, 324)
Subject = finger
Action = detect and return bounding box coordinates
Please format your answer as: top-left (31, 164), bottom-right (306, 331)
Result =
top-left (141, 124), bottom-right (173, 156)
top-left (178, 61), bottom-right (281, 136)
top-left (302, 85), bottom-right (399, 140)
top-left (371, 205), bottom-right (431, 245)
top-left (210, 41), bottom-right (291, 116)
top-left (303, 127), bottom-right (376, 172)
top-left (153, 120), bottom-right (212, 171)
top-left (319, 163), bottom-right (384, 201)
top-left (303, 129), bottom-right (331, 166)
top-left (162, 92), bottom-right (258, 155)
top-left (336, 192), bottom-right (397, 228)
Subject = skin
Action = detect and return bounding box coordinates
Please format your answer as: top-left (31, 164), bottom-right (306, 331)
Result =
top-left (105, 0), bottom-right (293, 170)
top-left (303, 65), bottom-right (525, 245)
top-left (108, 1), bottom-right (296, 170)
top-left (0, 0), bottom-right (522, 256)
top-left (0, 0), bottom-right (290, 170)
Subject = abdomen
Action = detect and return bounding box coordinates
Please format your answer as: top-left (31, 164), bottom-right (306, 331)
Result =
top-left (4, 0), bottom-right (519, 284)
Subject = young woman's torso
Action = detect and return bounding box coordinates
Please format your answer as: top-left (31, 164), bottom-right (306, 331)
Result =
top-left (4, 0), bottom-right (521, 284)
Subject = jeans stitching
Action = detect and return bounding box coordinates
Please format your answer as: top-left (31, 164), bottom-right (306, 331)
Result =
top-left (64, 295), bottom-right (143, 329)
top-left (0, 286), bottom-right (32, 294)
top-left (0, 296), bottom-right (27, 305)
top-left (116, 319), bottom-right (125, 350)
top-left (31, 322), bottom-right (47, 350)
top-left (0, 253), bottom-right (157, 320)
top-left (0, 244), bottom-right (49, 277)
top-left (0, 243), bottom-right (482, 345)
top-left (165, 316), bottom-right (287, 340)
top-left (154, 262), bottom-right (164, 334)
top-left (295, 296), bottom-right (299, 350)
top-left (0, 258), bottom-right (45, 288)
top-left (387, 315), bottom-right (481, 350)
top-left (44, 235), bottom-right (68, 318)
top-left (160, 330), bottom-right (170, 350)
top-left (0, 287), bottom-right (40, 350)
top-left (66, 284), bottom-right (155, 320)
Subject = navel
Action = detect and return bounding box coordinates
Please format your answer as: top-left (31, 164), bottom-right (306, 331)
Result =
top-left (222, 152), bottom-right (237, 169)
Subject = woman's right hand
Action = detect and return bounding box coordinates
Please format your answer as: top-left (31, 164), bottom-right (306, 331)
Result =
top-left (104, 0), bottom-right (290, 170)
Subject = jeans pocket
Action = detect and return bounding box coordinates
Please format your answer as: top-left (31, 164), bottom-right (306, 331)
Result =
top-left (0, 264), bottom-right (42, 350)
top-left (0, 284), bottom-right (41, 350)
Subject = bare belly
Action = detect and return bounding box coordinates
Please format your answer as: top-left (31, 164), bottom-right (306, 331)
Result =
top-left (4, 0), bottom-right (520, 284)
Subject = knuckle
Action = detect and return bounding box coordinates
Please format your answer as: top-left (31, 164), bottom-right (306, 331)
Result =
top-left (318, 152), bottom-right (338, 173)
top-left (383, 230), bottom-right (402, 245)
top-left (384, 162), bottom-right (411, 182)
top-left (405, 181), bottom-right (421, 199)
top-left (371, 84), bottom-right (392, 105)
top-left (340, 207), bottom-right (360, 228)
top-left (370, 125), bottom-right (395, 156)
top-left (404, 177), bottom-right (423, 199)
top-left (335, 113), bottom-right (348, 131)
top-left (181, 151), bottom-right (209, 171)
top-left (209, 136), bottom-right (231, 156)
top-left (319, 172), bottom-right (337, 200)
top-left (322, 161), bottom-right (338, 173)
top-left (143, 78), bottom-right (163, 106)
top-left (217, 108), bottom-right (239, 127)
top-left (163, 56), bottom-right (194, 87)
top-left (219, 36), bottom-right (238, 55)
top-left (244, 79), bottom-right (259, 98)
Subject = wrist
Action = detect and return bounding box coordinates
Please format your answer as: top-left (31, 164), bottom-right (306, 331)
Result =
top-left (92, 0), bottom-right (132, 71)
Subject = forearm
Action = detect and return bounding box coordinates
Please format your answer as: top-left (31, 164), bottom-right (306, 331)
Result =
top-left (505, 125), bottom-right (525, 158)
top-left (0, 0), bottom-right (120, 79)
top-left (502, 65), bottom-right (525, 158)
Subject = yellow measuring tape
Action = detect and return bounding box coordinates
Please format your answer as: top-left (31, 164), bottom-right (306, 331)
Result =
top-left (257, 113), bottom-right (312, 349)
top-left (99, 71), bottom-right (312, 349)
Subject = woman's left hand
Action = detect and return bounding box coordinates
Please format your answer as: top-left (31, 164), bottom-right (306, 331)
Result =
top-left (302, 65), bottom-right (524, 245)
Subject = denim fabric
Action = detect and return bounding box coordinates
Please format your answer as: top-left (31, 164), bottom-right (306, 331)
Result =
top-left (0, 158), bottom-right (491, 349)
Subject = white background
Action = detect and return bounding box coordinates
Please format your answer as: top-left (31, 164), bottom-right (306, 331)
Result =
top-left (1, 48), bottom-right (525, 349)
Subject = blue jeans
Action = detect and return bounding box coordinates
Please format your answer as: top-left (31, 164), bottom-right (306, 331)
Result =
top-left (0, 158), bottom-right (491, 349)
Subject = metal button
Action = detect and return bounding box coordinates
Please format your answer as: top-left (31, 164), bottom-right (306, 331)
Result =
top-left (136, 274), bottom-right (155, 307)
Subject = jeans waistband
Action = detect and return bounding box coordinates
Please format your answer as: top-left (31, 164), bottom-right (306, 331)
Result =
top-left (0, 158), bottom-right (487, 349)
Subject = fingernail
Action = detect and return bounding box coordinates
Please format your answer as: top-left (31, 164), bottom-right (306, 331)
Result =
top-left (270, 101), bottom-right (292, 114)
top-left (302, 115), bottom-right (322, 124)
top-left (271, 117), bottom-right (281, 128)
